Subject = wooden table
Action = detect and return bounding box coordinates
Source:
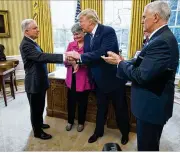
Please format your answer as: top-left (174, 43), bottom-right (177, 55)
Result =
top-left (0, 59), bottom-right (19, 91)
top-left (46, 68), bottom-right (137, 132)
top-left (0, 68), bottom-right (15, 106)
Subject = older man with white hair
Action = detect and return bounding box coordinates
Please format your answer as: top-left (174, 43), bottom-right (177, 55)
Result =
top-left (102, 1), bottom-right (179, 151)
top-left (20, 19), bottom-right (64, 140)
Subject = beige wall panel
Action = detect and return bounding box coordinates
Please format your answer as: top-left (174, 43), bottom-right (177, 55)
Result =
top-left (0, 0), bottom-right (32, 55)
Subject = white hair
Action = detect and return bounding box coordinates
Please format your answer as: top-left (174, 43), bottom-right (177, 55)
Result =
top-left (145, 1), bottom-right (171, 21)
top-left (21, 19), bottom-right (35, 33)
top-left (77, 8), bottom-right (100, 24)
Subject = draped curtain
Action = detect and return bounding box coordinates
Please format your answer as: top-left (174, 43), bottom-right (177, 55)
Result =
top-left (32, 0), bottom-right (54, 72)
top-left (81, 0), bottom-right (103, 23)
top-left (128, 0), bottom-right (151, 59)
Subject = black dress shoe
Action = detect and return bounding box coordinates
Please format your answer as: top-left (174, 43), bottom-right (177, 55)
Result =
top-left (41, 124), bottom-right (50, 129)
top-left (121, 135), bottom-right (129, 145)
top-left (88, 134), bottom-right (103, 143)
top-left (34, 131), bottom-right (52, 140)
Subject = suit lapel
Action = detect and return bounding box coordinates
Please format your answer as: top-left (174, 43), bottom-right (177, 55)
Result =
top-left (136, 25), bottom-right (169, 65)
top-left (91, 24), bottom-right (102, 49)
top-left (24, 36), bottom-right (43, 52)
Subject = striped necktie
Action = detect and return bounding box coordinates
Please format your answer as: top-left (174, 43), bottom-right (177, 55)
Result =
top-left (89, 33), bottom-right (94, 48)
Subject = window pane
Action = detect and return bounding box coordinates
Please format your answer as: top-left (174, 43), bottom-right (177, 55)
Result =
top-left (162, 0), bottom-right (180, 76)
top-left (168, 11), bottom-right (176, 26)
top-left (176, 11), bottom-right (180, 25)
top-left (174, 28), bottom-right (180, 43)
top-left (50, 0), bottom-right (76, 70)
top-left (104, 0), bottom-right (132, 59)
top-left (168, 0), bottom-right (178, 10)
top-left (50, 0), bottom-right (76, 54)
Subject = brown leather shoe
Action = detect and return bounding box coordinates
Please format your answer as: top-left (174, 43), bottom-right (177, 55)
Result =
top-left (66, 123), bottom-right (73, 131)
top-left (77, 125), bottom-right (84, 132)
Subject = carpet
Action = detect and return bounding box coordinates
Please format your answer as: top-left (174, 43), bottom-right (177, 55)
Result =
top-left (0, 83), bottom-right (25, 106)
top-left (0, 92), bottom-right (180, 151)
top-left (174, 85), bottom-right (180, 105)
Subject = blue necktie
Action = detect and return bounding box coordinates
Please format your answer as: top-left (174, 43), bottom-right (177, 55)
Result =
top-left (90, 33), bottom-right (94, 48)
top-left (35, 44), bottom-right (48, 74)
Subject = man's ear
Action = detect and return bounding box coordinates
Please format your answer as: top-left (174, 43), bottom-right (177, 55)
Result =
top-left (154, 13), bottom-right (160, 23)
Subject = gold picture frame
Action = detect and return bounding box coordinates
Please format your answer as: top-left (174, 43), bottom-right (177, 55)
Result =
top-left (0, 10), bottom-right (10, 38)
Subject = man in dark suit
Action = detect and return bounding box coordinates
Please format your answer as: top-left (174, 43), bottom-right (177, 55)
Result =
top-left (20, 19), bottom-right (64, 140)
top-left (102, 1), bottom-right (179, 151)
top-left (66, 9), bottom-right (129, 144)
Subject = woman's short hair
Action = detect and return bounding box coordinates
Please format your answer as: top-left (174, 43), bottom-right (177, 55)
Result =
top-left (71, 22), bottom-right (83, 34)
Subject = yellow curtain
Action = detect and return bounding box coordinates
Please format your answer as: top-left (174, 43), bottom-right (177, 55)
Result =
top-left (32, 0), bottom-right (55, 72)
top-left (128, 0), bottom-right (151, 59)
top-left (81, 0), bottom-right (103, 23)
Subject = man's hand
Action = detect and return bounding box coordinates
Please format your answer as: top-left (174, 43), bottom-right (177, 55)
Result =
top-left (101, 51), bottom-right (124, 65)
top-left (65, 51), bottom-right (80, 61)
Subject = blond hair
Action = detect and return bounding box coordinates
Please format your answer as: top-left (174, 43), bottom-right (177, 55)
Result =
top-left (78, 8), bottom-right (100, 24)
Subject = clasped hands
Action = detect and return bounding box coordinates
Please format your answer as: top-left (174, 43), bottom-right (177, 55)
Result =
top-left (65, 50), bottom-right (124, 66)
top-left (65, 51), bottom-right (80, 62)
top-left (65, 51), bottom-right (81, 73)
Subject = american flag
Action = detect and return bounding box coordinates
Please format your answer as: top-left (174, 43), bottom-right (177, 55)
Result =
top-left (75, 0), bottom-right (81, 23)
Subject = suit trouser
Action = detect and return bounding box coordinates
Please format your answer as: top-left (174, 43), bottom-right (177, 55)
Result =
top-left (94, 86), bottom-right (129, 137)
top-left (27, 90), bottom-right (46, 134)
top-left (67, 88), bottom-right (89, 125)
top-left (136, 119), bottom-right (164, 151)
top-left (67, 72), bottom-right (89, 125)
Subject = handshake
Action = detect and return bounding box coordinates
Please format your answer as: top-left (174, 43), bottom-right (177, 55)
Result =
top-left (65, 51), bottom-right (81, 62)
top-left (65, 50), bottom-right (124, 66)
top-left (65, 51), bottom-right (81, 73)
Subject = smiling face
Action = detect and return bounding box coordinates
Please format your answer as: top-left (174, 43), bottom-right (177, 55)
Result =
top-left (25, 21), bottom-right (39, 40)
top-left (73, 31), bottom-right (84, 43)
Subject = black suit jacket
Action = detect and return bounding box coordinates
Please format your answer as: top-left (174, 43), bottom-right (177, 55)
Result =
top-left (81, 24), bottom-right (126, 93)
top-left (20, 36), bottom-right (63, 93)
top-left (117, 25), bottom-right (179, 125)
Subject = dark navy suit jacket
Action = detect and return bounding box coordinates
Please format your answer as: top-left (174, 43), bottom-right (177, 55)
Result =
top-left (20, 36), bottom-right (63, 93)
top-left (117, 25), bottom-right (179, 125)
top-left (81, 24), bottom-right (126, 93)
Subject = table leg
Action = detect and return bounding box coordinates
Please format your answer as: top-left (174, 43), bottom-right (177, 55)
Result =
top-left (10, 73), bottom-right (15, 99)
top-left (1, 78), bottom-right (7, 106)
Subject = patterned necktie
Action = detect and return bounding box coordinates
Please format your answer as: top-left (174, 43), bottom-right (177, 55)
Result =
top-left (143, 37), bottom-right (149, 46)
top-left (90, 33), bottom-right (94, 48)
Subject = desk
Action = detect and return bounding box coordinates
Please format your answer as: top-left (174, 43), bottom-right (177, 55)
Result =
top-left (0, 68), bottom-right (15, 106)
top-left (47, 69), bottom-right (136, 132)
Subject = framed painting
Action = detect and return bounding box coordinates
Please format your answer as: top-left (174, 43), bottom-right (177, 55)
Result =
top-left (0, 10), bottom-right (10, 38)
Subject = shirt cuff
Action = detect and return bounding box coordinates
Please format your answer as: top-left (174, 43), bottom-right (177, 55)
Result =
top-left (63, 54), bottom-right (65, 61)
top-left (80, 55), bottom-right (82, 63)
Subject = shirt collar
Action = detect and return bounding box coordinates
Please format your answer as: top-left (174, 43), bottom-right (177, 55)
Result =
top-left (148, 24), bottom-right (167, 40)
top-left (91, 24), bottom-right (98, 37)
top-left (25, 35), bottom-right (36, 42)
